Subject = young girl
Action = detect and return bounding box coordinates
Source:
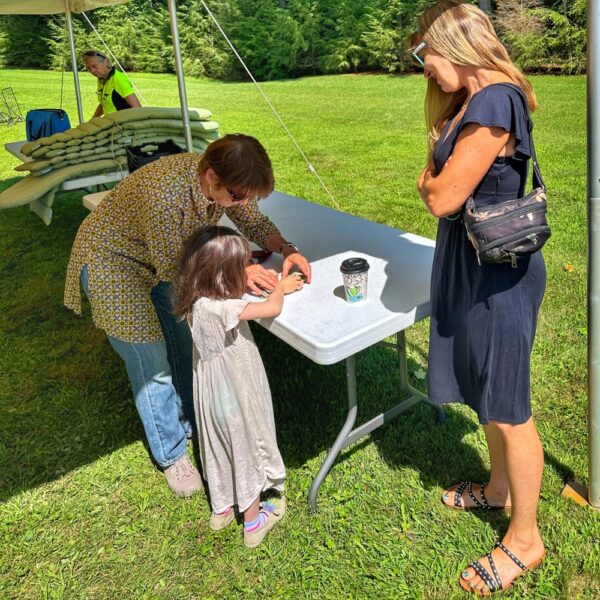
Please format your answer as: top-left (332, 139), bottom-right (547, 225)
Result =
top-left (175, 225), bottom-right (304, 548)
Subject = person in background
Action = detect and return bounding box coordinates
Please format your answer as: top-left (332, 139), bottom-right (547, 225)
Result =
top-left (82, 50), bottom-right (141, 118)
top-left (64, 134), bottom-right (311, 498)
top-left (409, 0), bottom-right (546, 595)
top-left (175, 225), bottom-right (302, 547)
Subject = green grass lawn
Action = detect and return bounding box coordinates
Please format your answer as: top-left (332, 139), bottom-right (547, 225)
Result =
top-left (0, 69), bottom-right (598, 599)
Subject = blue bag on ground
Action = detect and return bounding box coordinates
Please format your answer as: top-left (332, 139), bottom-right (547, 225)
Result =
top-left (26, 109), bottom-right (71, 142)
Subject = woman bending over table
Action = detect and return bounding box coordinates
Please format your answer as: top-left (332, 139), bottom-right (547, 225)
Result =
top-left (64, 134), bottom-right (311, 498)
top-left (409, 0), bottom-right (546, 595)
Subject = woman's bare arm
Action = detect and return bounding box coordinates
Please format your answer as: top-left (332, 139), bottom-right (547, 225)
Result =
top-left (418, 124), bottom-right (510, 218)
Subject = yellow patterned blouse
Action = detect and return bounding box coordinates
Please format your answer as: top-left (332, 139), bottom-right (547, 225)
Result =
top-left (64, 153), bottom-right (279, 343)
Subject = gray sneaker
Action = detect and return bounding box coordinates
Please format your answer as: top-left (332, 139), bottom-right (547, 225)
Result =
top-left (163, 454), bottom-right (202, 498)
top-left (209, 509), bottom-right (236, 531)
top-left (243, 497), bottom-right (286, 548)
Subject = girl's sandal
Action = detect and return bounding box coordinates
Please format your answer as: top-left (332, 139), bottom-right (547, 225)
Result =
top-left (458, 541), bottom-right (546, 596)
top-left (442, 481), bottom-right (511, 512)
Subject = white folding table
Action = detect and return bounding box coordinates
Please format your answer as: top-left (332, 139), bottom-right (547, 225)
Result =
top-left (4, 140), bottom-right (31, 162)
top-left (224, 191), bottom-right (445, 511)
top-left (4, 140), bottom-right (128, 191)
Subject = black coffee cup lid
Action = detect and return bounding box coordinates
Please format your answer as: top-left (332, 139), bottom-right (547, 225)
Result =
top-left (340, 257), bottom-right (370, 274)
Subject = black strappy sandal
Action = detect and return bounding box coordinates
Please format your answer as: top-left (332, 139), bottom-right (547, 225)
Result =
top-left (459, 541), bottom-right (546, 596)
top-left (442, 481), bottom-right (510, 511)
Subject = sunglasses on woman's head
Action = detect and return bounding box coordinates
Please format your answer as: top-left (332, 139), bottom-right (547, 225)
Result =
top-left (82, 51), bottom-right (106, 60)
top-left (227, 188), bottom-right (252, 202)
top-left (412, 41), bottom-right (427, 67)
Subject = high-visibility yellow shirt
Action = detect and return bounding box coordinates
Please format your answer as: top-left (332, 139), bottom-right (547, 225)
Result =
top-left (97, 68), bottom-right (135, 114)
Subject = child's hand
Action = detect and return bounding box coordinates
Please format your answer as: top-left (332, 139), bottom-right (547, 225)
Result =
top-left (277, 273), bottom-right (304, 295)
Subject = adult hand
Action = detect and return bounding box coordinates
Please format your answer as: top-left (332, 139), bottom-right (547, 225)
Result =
top-left (245, 264), bottom-right (279, 295)
top-left (281, 252), bottom-right (312, 283)
top-left (417, 158), bottom-right (436, 193)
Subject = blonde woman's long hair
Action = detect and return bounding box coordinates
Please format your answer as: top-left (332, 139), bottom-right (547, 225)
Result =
top-left (411, 0), bottom-right (537, 155)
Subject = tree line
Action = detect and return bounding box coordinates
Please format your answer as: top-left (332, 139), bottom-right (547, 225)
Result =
top-left (0, 0), bottom-right (587, 79)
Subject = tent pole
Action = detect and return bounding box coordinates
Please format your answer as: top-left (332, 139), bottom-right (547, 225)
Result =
top-left (479, 0), bottom-right (492, 14)
top-left (64, 0), bottom-right (84, 124)
top-left (588, 0), bottom-right (600, 508)
top-left (167, 0), bottom-right (193, 152)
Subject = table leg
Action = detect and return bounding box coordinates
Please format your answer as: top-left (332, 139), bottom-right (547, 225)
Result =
top-left (308, 355), bottom-right (358, 513)
top-left (307, 331), bottom-right (445, 512)
top-left (396, 331), bottom-right (446, 425)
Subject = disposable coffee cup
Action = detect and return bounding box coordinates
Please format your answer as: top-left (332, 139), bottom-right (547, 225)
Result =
top-left (340, 257), bottom-right (370, 303)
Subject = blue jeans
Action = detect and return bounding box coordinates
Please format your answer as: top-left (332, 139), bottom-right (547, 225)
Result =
top-left (80, 266), bottom-right (194, 468)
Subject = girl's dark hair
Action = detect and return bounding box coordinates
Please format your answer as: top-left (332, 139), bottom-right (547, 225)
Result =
top-left (174, 225), bottom-right (250, 318)
top-left (199, 133), bottom-right (275, 199)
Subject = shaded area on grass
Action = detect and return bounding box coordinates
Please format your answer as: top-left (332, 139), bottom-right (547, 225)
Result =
top-left (0, 196), bottom-right (141, 501)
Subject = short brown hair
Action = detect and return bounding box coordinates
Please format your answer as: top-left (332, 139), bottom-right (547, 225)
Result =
top-left (199, 134), bottom-right (275, 199)
top-left (174, 225), bottom-right (250, 319)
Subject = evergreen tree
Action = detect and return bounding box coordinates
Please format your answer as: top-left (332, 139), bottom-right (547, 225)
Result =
top-left (174, 0), bottom-right (232, 79)
top-left (0, 0), bottom-right (588, 78)
top-left (0, 16), bottom-right (52, 68)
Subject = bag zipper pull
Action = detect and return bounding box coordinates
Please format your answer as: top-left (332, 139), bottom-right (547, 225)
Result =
top-left (511, 254), bottom-right (517, 268)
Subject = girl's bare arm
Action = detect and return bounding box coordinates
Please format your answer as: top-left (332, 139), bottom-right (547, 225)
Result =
top-left (239, 275), bottom-right (303, 320)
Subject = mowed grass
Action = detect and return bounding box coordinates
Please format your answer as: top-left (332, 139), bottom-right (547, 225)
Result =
top-left (0, 69), bottom-right (598, 599)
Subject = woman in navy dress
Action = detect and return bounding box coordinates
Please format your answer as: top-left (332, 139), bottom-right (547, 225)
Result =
top-left (410, 1), bottom-right (546, 594)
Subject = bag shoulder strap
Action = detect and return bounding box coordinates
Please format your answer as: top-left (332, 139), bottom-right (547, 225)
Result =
top-left (492, 83), bottom-right (546, 192)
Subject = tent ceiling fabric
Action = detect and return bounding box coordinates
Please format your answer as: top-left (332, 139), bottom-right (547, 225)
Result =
top-left (0, 0), bottom-right (129, 15)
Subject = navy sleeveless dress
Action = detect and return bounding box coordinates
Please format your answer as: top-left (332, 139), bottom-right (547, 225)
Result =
top-left (428, 83), bottom-right (546, 425)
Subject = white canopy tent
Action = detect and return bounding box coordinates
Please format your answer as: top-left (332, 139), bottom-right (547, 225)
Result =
top-left (0, 0), bottom-right (597, 508)
top-left (0, 0), bottom-right (194, 151)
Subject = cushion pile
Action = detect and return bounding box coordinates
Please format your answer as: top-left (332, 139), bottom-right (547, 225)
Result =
top-left (0, 107), bottom-right (219, 225)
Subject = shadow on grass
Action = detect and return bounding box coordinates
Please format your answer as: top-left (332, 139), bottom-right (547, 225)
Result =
top-left (258, 326), bottom-right (567, 537)
top-left (0, 193), bottom-right (375, 503)
top-left (253, 326), bottom-right (492, 505)
top-left (0, 197), bottom-right (574, 534)
top-left (0, 196), bottom-right (148, 502)
top-left (0, 195), bottom-right (414, 504)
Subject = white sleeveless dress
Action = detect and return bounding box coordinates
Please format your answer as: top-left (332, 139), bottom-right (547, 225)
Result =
top-left (190, 297), bottom-right (285, 513)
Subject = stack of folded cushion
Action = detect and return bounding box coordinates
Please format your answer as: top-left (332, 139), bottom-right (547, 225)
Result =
top-left (0, 107), bottom-right (219, 225)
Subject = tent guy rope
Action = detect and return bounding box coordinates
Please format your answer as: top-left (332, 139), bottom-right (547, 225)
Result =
top-left (200, 0), bottom-right (341, 211)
